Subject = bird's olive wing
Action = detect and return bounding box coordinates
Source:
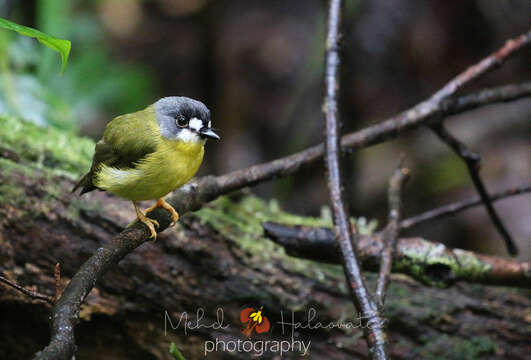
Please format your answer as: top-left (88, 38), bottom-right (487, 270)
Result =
top-left (73, 108), bottom-right (159, 194)
top-left (102, 109), bottom-right (159, 167)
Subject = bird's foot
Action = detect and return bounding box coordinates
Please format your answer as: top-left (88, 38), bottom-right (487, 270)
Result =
top-left (145, 198), bottom-right (180, 227)
top-left (130, 201), bottom-right (159, 240)
top-left (136, 211), bottom-right (160, 240)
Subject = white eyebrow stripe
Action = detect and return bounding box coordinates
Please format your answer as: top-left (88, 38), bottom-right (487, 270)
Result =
top-left (189, 118), bottom-right (203, 131)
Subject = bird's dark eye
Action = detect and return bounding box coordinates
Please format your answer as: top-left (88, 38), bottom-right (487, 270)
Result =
top-left (175, 115), bottom-right (188, 127)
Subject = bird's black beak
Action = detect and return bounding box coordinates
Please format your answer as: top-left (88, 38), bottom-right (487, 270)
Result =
top-left (200, 127), bottom-right (220, 140)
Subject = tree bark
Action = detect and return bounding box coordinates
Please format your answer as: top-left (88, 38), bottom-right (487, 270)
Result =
top-left (1, 119), bottom-right (530, 359)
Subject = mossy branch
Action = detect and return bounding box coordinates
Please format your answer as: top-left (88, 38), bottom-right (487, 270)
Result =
top-left (262, 223), bottom-right (531, 288)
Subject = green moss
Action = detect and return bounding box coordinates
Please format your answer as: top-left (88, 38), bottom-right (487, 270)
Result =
top-left (393, 239), bottom-right (492, 287)
top-left (196, 194), bottom-right (495, 291)
top-left (451, 249), bottom-right (492, 278)
top-left (0, 114), bottom-right (93, 176)
top-left (0, 158), bottom-right (31, 208)
top-left (193, 195), bottom-right (347, 284)
top-left (195, 195), bottom-right (491, 289)
top-left (0, 180), bottom-right (25, 207)
top-left (0, 115), bottom-right (102, 222)
top-left (0, 156), bottom-right (94, 221)
top-left (0, 156), bottom-right (35, 176)
top-left (63, 196), bottom-right (102, 221)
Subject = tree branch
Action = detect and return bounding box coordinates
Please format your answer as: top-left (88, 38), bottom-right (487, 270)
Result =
top-left (54, 263), bottom-right (63, 303)
top-left (323, 1), bottom-right (388, 359)
top-left (34, 30), bottom-right (531, 359)
top-left (262, 223), bottom-right (531, 288)
top-left (375, 165), bottom-right (409, 305)
top-left (440, 81), bottom-right (531, 115)
top-left (427, 31), bottom-right (531, 102)
top-left (0, 275), bottom-right (54, 305)
top-left (429, 123), bottom-right (518, 255)
top-left (401, 183), bottom-right (531, 229)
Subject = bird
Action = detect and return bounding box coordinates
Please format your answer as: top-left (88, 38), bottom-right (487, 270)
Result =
top-left (73, 96), bottom-right (220, 239)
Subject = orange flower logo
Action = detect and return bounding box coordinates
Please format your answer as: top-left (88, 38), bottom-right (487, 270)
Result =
top-left (240, 306), bottom-right (270, 337)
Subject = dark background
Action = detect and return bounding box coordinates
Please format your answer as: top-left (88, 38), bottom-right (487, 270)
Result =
top-left (2, 0), bottom-right (530, 257)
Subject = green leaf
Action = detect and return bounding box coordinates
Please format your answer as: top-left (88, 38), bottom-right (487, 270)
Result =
top-left (169, 342), bottom-right (186, 360)
top-left (0, 17), bottom-right (71, 74)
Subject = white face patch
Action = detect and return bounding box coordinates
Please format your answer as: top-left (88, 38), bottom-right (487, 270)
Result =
top-left (208, 121), bottom-right (212, 128)
top-left (189, 117), bottom-right (203, 132)
top-left (177, 128), bottom-right (201, 143)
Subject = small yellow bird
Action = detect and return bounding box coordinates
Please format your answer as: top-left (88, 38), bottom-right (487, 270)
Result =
top-left (73, 97), bottom-right (220, 239)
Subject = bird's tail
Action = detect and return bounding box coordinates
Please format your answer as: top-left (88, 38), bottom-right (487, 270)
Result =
top-left (72, 173), bottom-right (96, 194)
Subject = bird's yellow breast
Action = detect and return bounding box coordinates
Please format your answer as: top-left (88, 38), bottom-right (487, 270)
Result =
top-left (95, 139), bottom-right (205, 201)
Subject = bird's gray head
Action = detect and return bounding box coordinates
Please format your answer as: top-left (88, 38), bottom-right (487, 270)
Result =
top-left (154, 96), bottom-right (220, 143)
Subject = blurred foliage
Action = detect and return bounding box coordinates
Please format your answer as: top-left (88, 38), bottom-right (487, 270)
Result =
top-left (418, 155), bottom-right (469, 194)
top-left (0, 0), bottom-right (155, 131)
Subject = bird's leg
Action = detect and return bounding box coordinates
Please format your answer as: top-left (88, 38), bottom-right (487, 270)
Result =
top-left (131, 201), bottom-right (159, 239)
top-left (145, 198), bottom-right (179, 226)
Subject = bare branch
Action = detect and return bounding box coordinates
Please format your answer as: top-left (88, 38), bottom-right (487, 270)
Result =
top-left (375, 165), bottom-right (409, 305)
top-left (428, 31), bottom-right (531, 101)
top-left (401, 183), bottom-right (531, 229)
top-left (323, 1), bottom-right (388, 359)
top-left (262, 223), bottom-right (531, 288)
top-left (440, 81), bottom-right (531, 114)
top-left (429, 123), bottom-right (518, 255)
top-left (0, 275), bottom-right (54, 305)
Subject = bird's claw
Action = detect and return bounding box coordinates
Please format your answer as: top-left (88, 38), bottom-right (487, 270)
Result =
top-left (145, 198), bottom-right (180, 227)
top-left (140, 216), bottom-right (159, 240)
top-left (127, 214), bottom-right (159, 240)
top-left (131, 201), bottom-right (160, 240)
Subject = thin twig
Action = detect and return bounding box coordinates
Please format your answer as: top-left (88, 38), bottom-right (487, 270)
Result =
top-left (323, 1), bottom-right (388, 358)
top-left (440, 81), bottom-right (531, 114)
top-left (400, 183), bottom-right (531, 229)
top-left (262, 222), bottom-right (531, 288)
top-left (54, 263), bottom-right (63, 303)
top-left (34, 31), bottom-right (531, 360)
top-left (0, 275), bottom-right (54, 305)
top-left (428, 31), bottom-right (531, 101)
top-left (375, 165), bottom-right (409, 306)
top-left (429, 122), bottom-right (518, 255)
